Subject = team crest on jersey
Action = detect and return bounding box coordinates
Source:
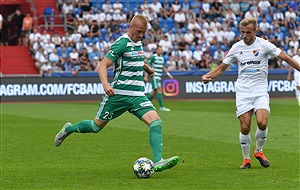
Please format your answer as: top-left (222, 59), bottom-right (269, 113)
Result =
top-left (253, 50), bottom-right (259, 56)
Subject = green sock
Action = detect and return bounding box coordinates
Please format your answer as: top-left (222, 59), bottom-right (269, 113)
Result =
top-left (147, 93), bottom-right (154, 101)
top-left (149, 119), bottom-right (163, 163)
top-left (65, 120), bottom-right (102, 134)
top-left (157, 92), bottom-right (164, 108)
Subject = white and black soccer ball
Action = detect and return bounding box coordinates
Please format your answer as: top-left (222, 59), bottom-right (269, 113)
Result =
top-left (133, 157), bottom-right (154, 178)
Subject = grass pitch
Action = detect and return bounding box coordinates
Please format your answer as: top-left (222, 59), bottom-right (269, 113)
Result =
top-left (1, 99), bottom-right (299, 189)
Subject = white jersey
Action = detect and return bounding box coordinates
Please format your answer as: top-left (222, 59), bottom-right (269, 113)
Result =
top-left (292, 54), bottom-right (300, 86)
top-left (223, 37), bottom-right (281, 95)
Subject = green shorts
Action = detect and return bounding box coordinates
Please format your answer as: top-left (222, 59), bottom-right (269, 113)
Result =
top-left (150, 77), bottom-right (162, 90)
top-left (95, 94), bottom-right (156, 121)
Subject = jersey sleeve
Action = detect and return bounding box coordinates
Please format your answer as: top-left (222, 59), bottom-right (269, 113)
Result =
top-left (223, 45), bottom-right (237, 65)
top-left (265, 40), bottom-right (282, 57)
top-left (148, 55), bottom-right (154, 67)
top-left (105, 38), bottom-right (126, 62)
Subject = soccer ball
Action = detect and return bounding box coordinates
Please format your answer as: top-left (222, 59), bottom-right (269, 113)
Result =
top-left (133, 157), bottom-right (154, 178)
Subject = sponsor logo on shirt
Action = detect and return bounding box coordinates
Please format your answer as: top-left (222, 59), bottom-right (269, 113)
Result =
top-left (240, 61), bottom-right (261, 66)
top-left (253, 50), bottom-right (259, 56)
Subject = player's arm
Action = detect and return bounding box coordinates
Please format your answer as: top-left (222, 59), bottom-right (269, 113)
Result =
top-left (163, 66), bottom-right (173, 79)
top-left (278, 51), bottom-right (300, 72)
top-left (97, 57), bottom-right (115, 96)
top-left (202, 63), bottom-right (229, 84)
top-left (144, 62), bottom-right (154, 77)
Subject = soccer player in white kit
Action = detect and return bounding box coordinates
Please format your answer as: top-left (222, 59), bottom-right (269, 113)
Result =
top-left (287, 48), bottom-right (300, 106)
top-left (202, 18), bottom-right (300, 169)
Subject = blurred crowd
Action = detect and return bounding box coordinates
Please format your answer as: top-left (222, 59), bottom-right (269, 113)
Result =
top-left (11, 0), bottom-right (300, 76)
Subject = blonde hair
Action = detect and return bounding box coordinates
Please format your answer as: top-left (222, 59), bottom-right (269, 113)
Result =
top-left (240, 18), bottom-right (258, 31)
top-left (130, 15), bottom-right (148, 27)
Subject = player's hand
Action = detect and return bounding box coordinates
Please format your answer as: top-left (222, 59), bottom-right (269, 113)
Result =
top-left (202, 75), bottom-right (212, 84)
top-left (144, 63), bottom-right (154, 77)
top-left (103, 84), bottom-right (115, 96)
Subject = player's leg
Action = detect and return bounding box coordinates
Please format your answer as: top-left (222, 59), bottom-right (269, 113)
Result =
top-left (133, 96), bottom-right (179, 172)
top-left (54, 95), bottom-right (126, 146)
top-left (147, 78), bottom-right (157, 101)
top-left (238, 111), bottom-right (253, 169)
top-left (296, 86), bottom-right (300, 106)
top-left (253, 94), bottom-right (270, 167)
top-left (236, 95), bottom-right (253, 169)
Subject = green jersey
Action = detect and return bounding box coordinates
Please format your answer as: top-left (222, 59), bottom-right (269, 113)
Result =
top-left (106, 34), bottom-right (145, 96)
top-left (148, 53), bottom-right (164, 80)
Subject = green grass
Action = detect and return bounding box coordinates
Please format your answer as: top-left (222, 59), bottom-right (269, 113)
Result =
top-left (1, 99), bottom-right (299, 189)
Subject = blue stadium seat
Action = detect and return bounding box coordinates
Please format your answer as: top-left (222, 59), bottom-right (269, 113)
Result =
top-left (172, 27), bottom-right (178, 34)
top-left (209, 45), bottom-right (218, 56)
top-left (92, 37), bottom-right (100, 44)
top-left (158, 17), bottom-right (165, 27)
top-left (165, 17), bottom-right (175, 29)
top-left (72, 8), bottom-right (82, 16)
top-left (181, 27), bottom-right (187, 34)
top-left (84, 37), bottom-right (92, 45)
top-left (66, 46), bottom-right (73, 54)
top-left (101, 28), bottom-right (108, 36)
top-left (190, 45), bottom-right (196, 52)
top-left (56, 46), bottom-right (62, 56)
top-left (162, 27), bottom-right (168, 34)
top-left (220, 45), bottom-right (228, 52)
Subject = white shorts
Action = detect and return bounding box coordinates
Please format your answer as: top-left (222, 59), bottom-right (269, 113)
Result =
top-left (236, 92), bottom-right (270, 118)
top-left (294, 71), bottom-right (299, 86)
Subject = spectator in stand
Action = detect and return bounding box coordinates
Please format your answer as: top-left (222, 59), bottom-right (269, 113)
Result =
top-left (22, 13), bottom-right (33, 46)
top-left (201, 45), bottom-right (213, 69)
top-left (265, 28), bottom-right (275, 42)
top-left (175, 28), bottom-right (184, 44)
top-left (185, 8), bottom-right (196, 23)
top-left (141, 0), bottom-right (150, 16)
top-left (211, 0), bottom-right (223, 19)
top-left (187, 18), bottom-right (201, 31)
top-left (161, 0), bottom-right (171, 17)
top-left (166, 55), bottom-right (177, 71)
top-left (70, 29), bottom-right (82, 43)
top-left (0, 17), bottom-right (9, 46)
top-left (182, 44), bottom-right (194, 67)
top-left (177, 37), bottom-right (189, 51)
top-left (35, 47), bottom-right (48, 71)
top-left (62, 0), bottom-right (74, 15)
top-left (150, 0), bottom-right (162, 16)
top-left (225, 8), bottom-right (237, 28)
top-left (44, 39), bottom-right (56, 57)
top-left (65, 9), bottom-right (76, 33)
top-left (88, 45), bottom-right (100, 62)
top-left (79, 48), bottom-right (91, 71)
top-left (224, 26), bottom-right (236, 46)
top-left (209, 17), bottom-right (221, 33)
top-left (40, 29), bottom-right (51, 44)
top-left (240, 0), bottom-right (251, 17)
top-left (221, 0), bottom-right (230, 12)
top-left (193, 45), bottom-right (203, 69)
top-left (94, 9), bottom-right (106, 28)
top-left (172, 0), bottom-right (181, 12)
top-left (76, 37), bottom-right (86, 53)
top-left (201, 0), bottom-right (213, 21)
top-left (89, 20), bottom-right (100, 39)
top-left (178, 56), bottom-right (190, 70)
top-left (102, 0), bottom-right (112, 14)
top-left (171, 45), bottom-right (182, 66)
top-left (289, 37), bottom-right (299, 51)
top-left (43, 7), bottom-right (54, 31)
top-left (273, 7), bottom-right (285, 27)
top-left (287, 46), bottom-right (297, 57)
top-left (84, 9), bottom-right (95, 25)
top-left (174, 8), bottom-right (186, 28)
top-left (213, 47), bottom-right (225, 65)
top-left (244, 6), bottom-right (260, 19)
top-left (159, 35), bottom-right (172, 55)
top-left (51, 31), bottom-right (62, 47)
top-left (147, 38), bottom-right (157, 52)
top-left (91, 56), bottom-right (100, 71)
top-left (190, 0), bottom-right (201, 16)
top-left (182, 0), bottom-right (190, 12)
top-left (49, 48), bottom-right (60, 69)
top-left (14, 9), bottom-right (24, 46)
top-left (112, 0), bottom-right (123, 11)
top-left (79, 0), bottom-right (92, 13)
top-left (184, 29), bottom-right (195, 45)
top-left (77, 20), bottom-right (90, 37)
top-left (166, 28), bottom-right (176, 45)
top-left (287, 17), bottom-right (298, 39)
top-left (62, 31), bottom-right (72, 45)
top-left (203, 27), bottom-right (216, 46)
top-left (28, 28), bottom-right (41, 48)
top-left (151, 18), bottom-right (161, 32)
top-left (95, 38), bottom-right (108, 59)
top-left (215, 25), bottom-right (225, 46)
top-left (276, 0), bottom-right (288, 13)
top-left (40, 61), bottom-right (52, 77)
top-left (145, 8), bottom-right (157, 24)
top-left (31, 37), bottom-right (44, 55)
top-left (258, 18), bottom-right (271, 36)
top-left (230, 0), bottom-right (241, 17)
top-left (69, 47), bottom-right (80, 75)
top-left (257, 0), bottom-right (273, 17)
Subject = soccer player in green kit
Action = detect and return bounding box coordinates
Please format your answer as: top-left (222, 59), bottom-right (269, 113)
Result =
top-left (145, 46), bottom-right (173, 111)
top-left (54, 15), bottom-right (179, 172)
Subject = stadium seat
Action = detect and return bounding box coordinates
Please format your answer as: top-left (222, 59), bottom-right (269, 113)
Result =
top-left (92, 37), bottom-right (100, 44)
top-left (101, 28), bottom-right (108, 36)
top-left (190, 45), bottom-right (196, 52)
top-left (84, 37), bottom-right (92, 45)
top-left (172, 27), bottom-right (178, 34)
top-left (56, 46), bottom-right (62, 56)
top-left (165, 17), bottom-right (175, 29)
top-left (72, 8), bottom-right (82, 16)
top-left (181, 28), bottom-right (187, 34)
top-left (209, 45), bottom-right (218, 55)
top-left (220, 45), bottom-right (228, 52)
top-left (158, 17), bottom-right (165, 27)
top-left (66, 46), bottom-right (73, 54)
top-left (162, 27), bottom-right (168, 34)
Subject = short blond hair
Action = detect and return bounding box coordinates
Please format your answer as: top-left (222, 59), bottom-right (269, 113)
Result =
top-left (130, 15), bottom-right (148, 28)
top-left (240, 18), bottom-right (258, 31)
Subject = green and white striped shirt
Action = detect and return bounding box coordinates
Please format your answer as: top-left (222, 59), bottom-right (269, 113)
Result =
top-left (148, 53), bottom-right (164, 80)
top-left (106, 34), bottom-right (145, 96)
